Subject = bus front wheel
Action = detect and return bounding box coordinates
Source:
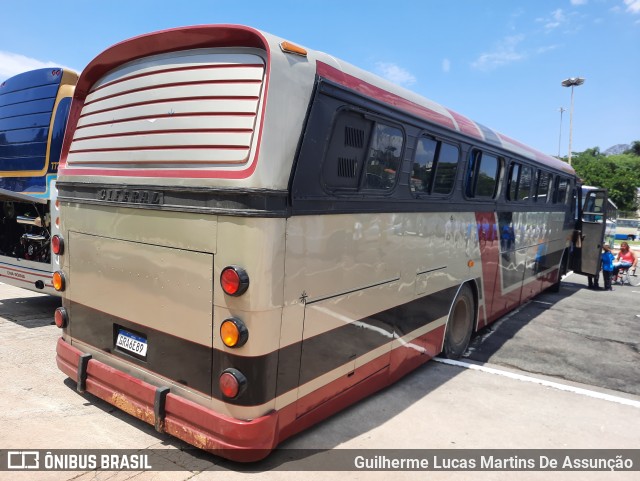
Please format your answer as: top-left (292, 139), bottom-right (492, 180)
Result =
top-left (442, 284), bottom-right (474, 359)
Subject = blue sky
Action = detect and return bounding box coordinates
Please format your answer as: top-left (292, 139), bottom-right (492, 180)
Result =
top-left (1, 0), bottom-right (638, 156)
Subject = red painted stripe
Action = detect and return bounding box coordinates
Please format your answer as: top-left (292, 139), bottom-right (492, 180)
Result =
top-left (85, 80), bottom-right (263, 108)
top-left (446, 109), bottom-right (484, 140)
top-left (69, 144), bottom-right (250, 154)
top-left (74, 128), bottom-right (254, 142)
top-left (91, 63), bottom-right (264, 95)
top-left (317, 61), bottom-right (456, 130)
top-left (76, 111), bottom-right (256, 130)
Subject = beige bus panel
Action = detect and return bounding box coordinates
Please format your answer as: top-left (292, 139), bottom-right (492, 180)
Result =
top-left (61, 203), bottom-right (218, 253)
top-left (68, 232), bottom-right (213, 347)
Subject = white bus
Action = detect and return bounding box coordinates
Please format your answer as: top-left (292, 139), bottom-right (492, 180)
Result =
top-left (52, 25), bottom-right (606, 460)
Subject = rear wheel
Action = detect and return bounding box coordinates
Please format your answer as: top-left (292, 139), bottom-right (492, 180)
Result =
top-left (442, 284), bottom-right (475, 359)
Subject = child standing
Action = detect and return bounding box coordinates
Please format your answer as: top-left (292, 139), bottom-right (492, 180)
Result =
top-left (602, 244), bottom-right (615, 291)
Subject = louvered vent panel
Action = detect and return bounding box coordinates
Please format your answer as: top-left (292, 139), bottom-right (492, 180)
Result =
top-left (344, 126), bottom-right (364, 148)
top-left (67, 52), bottom-right (266, 170)
top-left (337, 157), bottom-right (358, 178)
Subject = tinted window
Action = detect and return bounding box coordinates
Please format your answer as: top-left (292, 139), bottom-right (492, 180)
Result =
top-left (518, 166), bottom-right (532, 201)
top-left (411, 137), bottom-right (437, 194)
top-left (362, 123), bottom-right (403, 191)
top-left (475, 153), bottom-right (500, 198)
top-left (555, 177), bottom-right (569, 204)
top-left (508, 163), bottom-right (520, 200)
top-left (432, 142), bottom-right (459, 194)
top-left (536, 171), bottom-right (551, 202)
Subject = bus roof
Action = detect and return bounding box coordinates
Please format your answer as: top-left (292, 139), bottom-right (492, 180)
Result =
top-left (61, 25), bottom-right (574, 186)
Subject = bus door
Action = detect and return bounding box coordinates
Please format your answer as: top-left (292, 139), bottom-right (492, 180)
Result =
top-left (571, 189), bottom-right (607, 277)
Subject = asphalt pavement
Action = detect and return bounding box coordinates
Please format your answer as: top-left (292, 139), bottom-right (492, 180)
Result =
top-left (0, 275), bottom-right (639, 481)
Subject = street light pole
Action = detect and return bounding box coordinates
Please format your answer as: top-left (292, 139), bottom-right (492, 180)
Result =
top-left (561, 77), bottom-right (585, 165)
top-left (558, 107), bottom-right (565, 158)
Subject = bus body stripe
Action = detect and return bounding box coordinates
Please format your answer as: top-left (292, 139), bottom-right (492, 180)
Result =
top-left (67, 284), bottom-right (457, 407)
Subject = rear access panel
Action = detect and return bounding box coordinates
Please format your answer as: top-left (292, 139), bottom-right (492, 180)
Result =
top-left (67, 232), bottom-right (214, 394)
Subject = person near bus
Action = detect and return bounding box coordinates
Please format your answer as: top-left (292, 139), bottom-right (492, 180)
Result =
top-left (612, 241), bottom-right (637, 281)
top-left (601, 244), bottom-right (615, 291)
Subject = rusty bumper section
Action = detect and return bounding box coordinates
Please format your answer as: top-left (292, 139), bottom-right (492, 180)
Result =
top-left (56, 337), bottom-right (278, 462)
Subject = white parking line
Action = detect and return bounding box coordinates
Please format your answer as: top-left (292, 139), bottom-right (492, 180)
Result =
top-left (433, 357), bottom-right (640, 409)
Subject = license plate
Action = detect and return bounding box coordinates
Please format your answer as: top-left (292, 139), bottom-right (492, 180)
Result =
top-left (116, 329), bottom-right (148, 357)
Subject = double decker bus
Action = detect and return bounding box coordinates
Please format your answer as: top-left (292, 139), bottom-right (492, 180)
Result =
top-left (0, 68), bottom-right (78, 294)
top-left (53, 25), bottom-right (606, 460)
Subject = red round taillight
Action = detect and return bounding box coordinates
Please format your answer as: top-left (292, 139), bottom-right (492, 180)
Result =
top-left (54, 307), bottom-right (68, 328)
top-left (220, 266), bottom-right (249, 297)
top-left (219, 368), bottom-right (247, 399)
top-left (51, 235), bottom-right (64, 255)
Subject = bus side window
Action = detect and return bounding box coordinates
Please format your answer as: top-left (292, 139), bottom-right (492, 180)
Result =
top-left (536, 170), bottom-right (551, 203)
top-left (361, 123), bottom-right (403, 191)
top-left (432, 142), bottom-right (459, 195)
top-left (410, 138), bottom-right (459, 195)
top-left (466, 150), bottom-right (501, 199)
top-left (411, 136), bottom-right (437, 194)
top-left (507, 162), bottom-right (520, 201)
top-left (517, 166), bottom-right (532, 202)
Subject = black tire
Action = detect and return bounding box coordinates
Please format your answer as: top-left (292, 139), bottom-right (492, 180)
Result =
top-left (442, 284), bottom-right (475, 359)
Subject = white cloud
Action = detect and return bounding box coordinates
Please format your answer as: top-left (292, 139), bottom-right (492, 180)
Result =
top-left (375, 62), bottom-right (416, 86)
top-left (624, 0), bottom-right (640, 14)
top-left (570, 0), bottom-right (588, 5)
top-left (545, 9), bottom-right (566, 29)
top-left (471, 35), bottom-right (526, 71)
top-left (0, 51), bottom-right (71, 81)
top-left (442, 58), bottom-right (451, 73)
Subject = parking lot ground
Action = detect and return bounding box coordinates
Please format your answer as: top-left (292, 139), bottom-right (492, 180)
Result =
top-left (0, 278), bottom-right (639, 481)
top-left (464, 271), bottom-right (640, 396)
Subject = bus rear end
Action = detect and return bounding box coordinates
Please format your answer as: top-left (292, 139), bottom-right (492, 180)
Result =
top-left (53, 26), bottom-right (310, 460)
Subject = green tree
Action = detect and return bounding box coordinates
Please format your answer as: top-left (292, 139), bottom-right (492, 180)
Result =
top-left (624, 140), bottom-right (640, 157)
top-left (572, 148), bottom-right (640, 213)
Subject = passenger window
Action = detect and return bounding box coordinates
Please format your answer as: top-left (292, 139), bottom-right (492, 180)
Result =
top-left (518, 166), bottom-right (532, 201)
top-left (536, 171), bottom-right (551, 202)
top-left (508, 163), bottom-right (520, 201)
top-left (411, 137), bottom-right (437, 194)
top-left (554, 177), bottom-right (569, 204)
top-left (362, 123), bottom-right (403, 191)
top-left (467, 151), bottom-right (500, 198)
top-left (432, 142), bottom-right (459, 194)
top-left (411, 137), bottom-right (459, 195)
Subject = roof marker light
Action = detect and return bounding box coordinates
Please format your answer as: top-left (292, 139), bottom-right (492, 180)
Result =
top-left (280, 41), bottom-right (307, 57)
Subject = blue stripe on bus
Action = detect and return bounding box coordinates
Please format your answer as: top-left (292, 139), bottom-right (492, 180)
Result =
top-left (475, 122), bottom-right (502, 147)
top-left (0, 83), bottom-right (59, 108)
top-left (0, 97), bottom-right (56, 120)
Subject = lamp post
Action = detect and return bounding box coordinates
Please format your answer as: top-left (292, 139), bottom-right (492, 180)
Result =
top-left (561, 77), bottom-right (585, 165)
top-left (557, 107), bottom-right (565, 158)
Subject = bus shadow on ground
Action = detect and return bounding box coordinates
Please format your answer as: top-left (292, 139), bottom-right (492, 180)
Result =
top-left (0, 294), bottom-right (59, 327)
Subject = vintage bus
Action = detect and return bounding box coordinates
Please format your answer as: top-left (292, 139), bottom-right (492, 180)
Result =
top-left (53, 25), bottom-right (606, 461)
top-left (0, 68), bottom-right (78, 294)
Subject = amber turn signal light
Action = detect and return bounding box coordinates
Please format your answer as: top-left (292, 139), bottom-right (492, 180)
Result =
top-left (52, 271), bottom-right (66, 291)
top-left (220, 318), bottom-right (249, 348)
